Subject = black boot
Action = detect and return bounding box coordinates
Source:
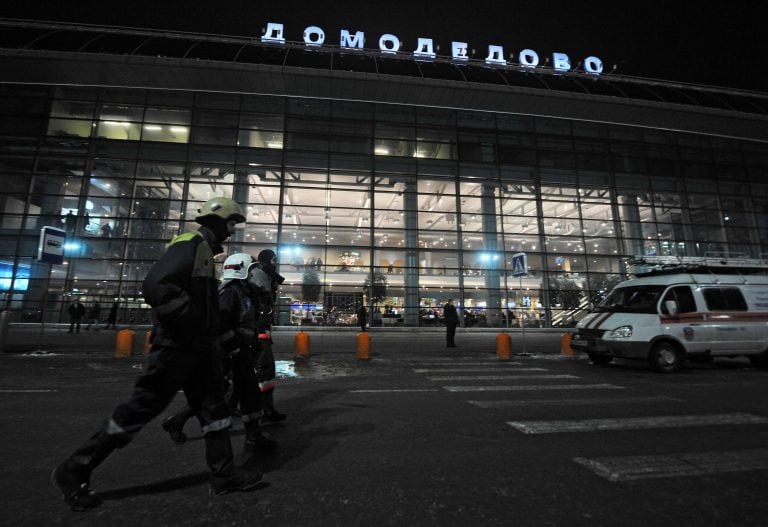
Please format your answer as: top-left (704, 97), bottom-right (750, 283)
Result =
top-left (243, 420), bottom-right (278, 453)
top-left (206, 429), bottom-right (263, 495)
top-left (161, 406), bottom-right (195, 444)
top-left (260, 388), bottom-right (286, 423)
top-left (52, 432), bottom-right (117, 511)
top-left (262, 409), bottom-right (287, 423)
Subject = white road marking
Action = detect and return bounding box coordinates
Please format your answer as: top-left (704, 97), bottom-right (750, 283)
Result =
top-left (445, 383), bottom-right (624, 392)
top-left (413, 367), bottom-right (546, 373)
top-left (428, 374), bottom-right (577, 381)
top-left (349, 389), bottom-right (440, 393)
top-left (0, 389), bottom-right (57, 393)
top-left (469, 395), bottom-right (684, 408)
top-left (402, 361), bottom-right (523, 366)
top-left (508, 412), bottom-right (768, 434)
top-left (574, 448), bottom-right (768, 481)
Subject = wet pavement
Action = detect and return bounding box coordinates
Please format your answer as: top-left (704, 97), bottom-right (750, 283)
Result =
top-left (1, 322), bottom-right (569, 361)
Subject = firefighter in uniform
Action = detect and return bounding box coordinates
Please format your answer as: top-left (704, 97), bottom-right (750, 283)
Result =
top-left (52, 197), bottom-right (262, 511)
top-left (250, 249), bottom-right (287, 422)
top-left (161, 252), bottom-right (279, 452)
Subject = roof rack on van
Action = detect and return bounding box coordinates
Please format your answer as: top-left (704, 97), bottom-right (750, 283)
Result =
top-left (628, 256), bottom-right (768, 277)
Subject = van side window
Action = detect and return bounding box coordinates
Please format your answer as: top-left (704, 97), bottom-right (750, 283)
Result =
top-left (661, 286), bottom-right (696, 314)
top-left (702, 287), bottom-right (748, 311)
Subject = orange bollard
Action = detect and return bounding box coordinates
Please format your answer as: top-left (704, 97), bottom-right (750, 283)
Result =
top-left (356, 332), bottom-right (371, 360)
top-left (496, 332), bottom-right (512, 360)
top-left (560, 332), bottom-right (575, 357)
top-left (144, 330), bottom-right (153, 356)
top-left (115, 328), bottom-right (135, 358)
top-left (294, 331), bottom-right (310, 359)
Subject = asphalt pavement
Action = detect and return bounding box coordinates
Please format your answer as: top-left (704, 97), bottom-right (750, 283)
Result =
top-left (4, 323), bottom-right (766, 526)
top-left (0, 322), bottom-right (569, 357)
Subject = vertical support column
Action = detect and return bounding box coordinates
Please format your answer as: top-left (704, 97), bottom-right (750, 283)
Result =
top-left (619, 193), bottom-right (644, 256)
top-left (231, 169), bottom-right (250, 254)
top-left (481, 183), bottom-right (502, 326)
top-left (403, 178), bottom-right (419, 327)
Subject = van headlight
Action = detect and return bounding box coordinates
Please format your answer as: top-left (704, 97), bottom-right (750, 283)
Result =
top-left (609, 326), bottom-right (633, 338)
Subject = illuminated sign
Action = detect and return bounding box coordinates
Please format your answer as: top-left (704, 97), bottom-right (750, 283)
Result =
top-left (38, 226), bottom-right (66, 265)
top-left (261, 22), bottom-right (603, 76)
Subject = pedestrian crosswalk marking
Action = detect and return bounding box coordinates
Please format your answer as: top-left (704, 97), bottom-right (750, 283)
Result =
top-left (413, 366), bottom-right (541, 373)
top-left (402, 361), bottom-right (523, 366)
top-left (508, 412), bottom-right (768, 434)
top-left (428, 374), bottom-right (577, 381)
top-left (468, 395), bottom-right (684, 408)
top-left (349, 389), bottom-right (440, 393)
top-left (0, 389), bottom-right (57, 393)
top-left (445, 383), bottom-right (624, 392)
top-left (574, 448), bottom-right (768, 481)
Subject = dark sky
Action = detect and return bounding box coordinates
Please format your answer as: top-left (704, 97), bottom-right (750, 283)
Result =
top-left (2, 1), bottom-right (766, 92)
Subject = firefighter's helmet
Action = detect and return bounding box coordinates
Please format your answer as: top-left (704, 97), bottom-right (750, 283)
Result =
top-left (196, 197), bottom-right (246, 224)
top-left (221, 252), bottom-right (255, 281)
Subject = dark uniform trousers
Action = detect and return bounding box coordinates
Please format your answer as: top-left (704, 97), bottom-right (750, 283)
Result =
top-left (68, 338), bottom-right (235, 479)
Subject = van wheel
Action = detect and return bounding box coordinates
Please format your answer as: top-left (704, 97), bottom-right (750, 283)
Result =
top-left (588, 353), bottom-right (613, 366)
top-left (649, 342), bottom-right (681, 373)
top-left (748, 351), bottom-right (768, 369)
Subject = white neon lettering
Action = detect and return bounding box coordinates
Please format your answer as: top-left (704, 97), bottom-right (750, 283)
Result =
top-left (413, 38), bottom-right (436, 59)
top-left (584, 56), bottom-right (603, 75)
top-left (379, 34), bottom-right (401, 54)
top-left (340, 29), bottom-right (365, 49)
top-left (485, 45), bottom-right (506, 65)
top-left (518, 49), bottom-right (539, 68)
top-left (451, 41), bottom-right (469, 61)
top-left (261, 22), bottom-right (285, 44)
top-left (552, 52), bottom-right (571, 72)
top-left (303, 26), bottom-right (325, 46)
top-left (254, 19), bottom-right (602, 78)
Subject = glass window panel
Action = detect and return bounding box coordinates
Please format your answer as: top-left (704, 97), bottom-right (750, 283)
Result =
top-left (99, 104), bottom-right (143, 122)
top-left (96, 121), bottom-right (141, 141)
top-left (50, 100), bottom-right (96, 119)
top-left (239, 113), bottom-right (284, 131)
top-left (142, 123), bottom-right (189, 143)
top-left (191, 126), bottom-right (237, 146)
top-left (139, 142), bottom-right (188, 161)
top-left (47, 118), bottom-right (93, 138)
top-left (238, 130), bottom-right (285, 149)
top-left (144, 107), bottom-right (190, 125)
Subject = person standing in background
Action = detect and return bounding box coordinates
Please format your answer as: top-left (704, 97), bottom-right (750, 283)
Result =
top-left (357, 304), bottom-right (367, 332)
top-left (85, 302), bottom-right (100, 331)
top-left (104, 302), bottom-right (118, 329)
top-left (67, 299), bottom-right (85, 334)
top-left (443, 298), bottom-right (459, 348)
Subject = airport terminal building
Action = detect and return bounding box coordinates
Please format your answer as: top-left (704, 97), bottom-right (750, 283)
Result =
top-left (1, 19), bottom-right (767, 328)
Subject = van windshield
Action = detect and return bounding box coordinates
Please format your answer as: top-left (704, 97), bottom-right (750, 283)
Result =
top-left (594, 285), bottom-right (666, 314)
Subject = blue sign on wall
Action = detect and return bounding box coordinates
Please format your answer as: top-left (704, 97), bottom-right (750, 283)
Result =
top-left (512, 252), bottom-right (528, 277)
top-left (38, 226), bottom-right (66, 265)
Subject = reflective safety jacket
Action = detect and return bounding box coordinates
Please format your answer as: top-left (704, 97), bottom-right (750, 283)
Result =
top-left (142, 227), bottom-right (221, 348)
top-left (217, 279), bottom-right (259, 354)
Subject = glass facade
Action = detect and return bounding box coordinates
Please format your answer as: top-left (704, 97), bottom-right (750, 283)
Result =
top-left (1, 84), bottom-right (767, 328)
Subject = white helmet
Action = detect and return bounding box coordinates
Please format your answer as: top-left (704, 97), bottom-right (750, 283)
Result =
top-left (221, 252), bottom-right (255, 281)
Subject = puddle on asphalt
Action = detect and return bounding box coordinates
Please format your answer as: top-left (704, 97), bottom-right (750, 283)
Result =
top-left (278, 359), bottom-right (355, 379)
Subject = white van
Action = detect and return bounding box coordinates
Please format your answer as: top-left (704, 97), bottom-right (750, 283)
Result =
top-left (571, 259), bottom-right (768, 373)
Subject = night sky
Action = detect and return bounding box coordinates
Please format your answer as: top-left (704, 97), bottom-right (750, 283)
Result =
top-left (1, 0), bottom-right (765, 92)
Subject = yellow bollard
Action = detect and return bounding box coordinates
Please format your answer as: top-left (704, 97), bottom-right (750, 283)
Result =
top-left (294, 331), bottom-right (310, 359)
top-left (115, 328), bottom-right (135, 358)
top-left (356, 332), bottom-right (371, 360)
top-left (560, 332), bottom-right (575, 357)
top-left (144, 330), bottom-right (153, 356)
top-left (496, 332), bottom-right (512, 360)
